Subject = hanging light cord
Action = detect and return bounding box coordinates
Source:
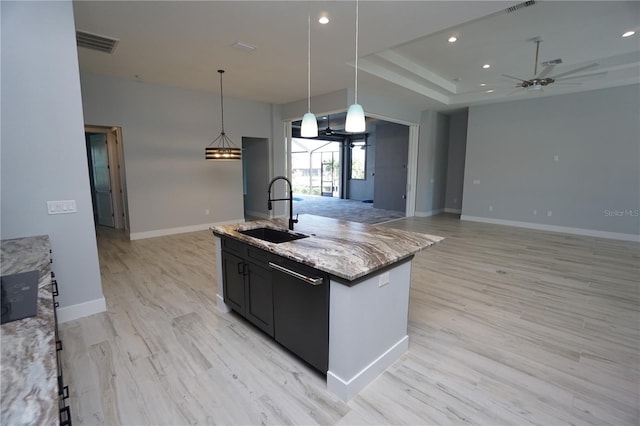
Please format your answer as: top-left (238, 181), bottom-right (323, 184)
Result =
top-left (307, 16), bottom-right (312, 113)
top-left (354, 0), bottom-right (359, 104)
top-left (218, 69), bottom-right (226, 135)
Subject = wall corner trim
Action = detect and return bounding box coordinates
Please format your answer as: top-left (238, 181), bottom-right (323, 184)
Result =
top-left (57, 297), bottom-right (106, 323)
top-left (460, 215), bottom-right (640, 242)
top-left (415, 209), bottom-right (444, 218)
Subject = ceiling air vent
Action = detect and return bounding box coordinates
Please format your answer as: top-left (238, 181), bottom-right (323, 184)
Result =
top-left (505, 0), bottom-right (536, 13)
top-left (76, 30), bottom-right (119, 54)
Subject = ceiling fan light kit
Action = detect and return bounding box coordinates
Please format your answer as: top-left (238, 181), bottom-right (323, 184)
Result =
top-left (345, 0), bottom-right (366, 133)
top-left (301, 16), bottom-right (318, 138)
top-left (205, 70), bottom-right (242, 161)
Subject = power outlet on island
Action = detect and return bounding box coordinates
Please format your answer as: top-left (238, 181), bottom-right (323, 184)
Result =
top-left (378, 272), bottom-right (390, 287)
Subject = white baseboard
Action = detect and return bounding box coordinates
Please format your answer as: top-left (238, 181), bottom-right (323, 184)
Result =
top-left (415, 208), bottom-right (444, 217)
top-left (444, 208), bottom-right (462, 214)
top-left (327, 335), bottom-right (408, 401)
top-left (245, 210), bottom-right (270, 219)
top-left (57, 297), bottom-right (106, 323)
top-left (461, 215), bottom-right (640, 242)
top-left (129, 218), bottom-right (245, 240)
top-left (216, 293), bottom-right (231, 313)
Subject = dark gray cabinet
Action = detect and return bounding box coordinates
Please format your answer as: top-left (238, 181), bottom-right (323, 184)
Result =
top-left (219, 237), bottom-right (329, 372)
top-left (221, 239), bottom-right (274, 336)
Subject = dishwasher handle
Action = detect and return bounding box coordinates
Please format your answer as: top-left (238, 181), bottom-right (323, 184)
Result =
top-left (268, 262), bottom-right (324, 286)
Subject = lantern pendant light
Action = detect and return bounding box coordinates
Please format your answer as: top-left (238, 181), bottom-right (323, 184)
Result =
top-left (345, 0), bottom-right (366, 133)
top-left (301, 16), bottom-right (318, 138)
top-left (205, 70), bottom-right (242, 161)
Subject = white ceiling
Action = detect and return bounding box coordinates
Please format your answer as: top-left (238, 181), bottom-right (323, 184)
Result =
top-left (73, 1), bottom-right (640, 112)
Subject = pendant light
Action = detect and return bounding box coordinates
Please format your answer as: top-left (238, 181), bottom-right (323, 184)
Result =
top-left (205, 69), bottom-right (241, 161)
top-left (345, 0), bottom-right (365, 133)
top-left (300, 16), bottom-right (318, 137)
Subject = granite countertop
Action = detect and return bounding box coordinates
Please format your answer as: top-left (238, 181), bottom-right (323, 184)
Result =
top-left (212, 214), bottom-right (443, 282)
top-left (1, 235), bottom-right (58, 425)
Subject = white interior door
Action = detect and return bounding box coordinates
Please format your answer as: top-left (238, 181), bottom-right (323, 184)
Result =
top-left (89, 134), bottom-right (115, 227)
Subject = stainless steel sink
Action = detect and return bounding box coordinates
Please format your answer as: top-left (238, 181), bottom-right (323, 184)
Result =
top-left (238, 227), bottom-right (308, 244)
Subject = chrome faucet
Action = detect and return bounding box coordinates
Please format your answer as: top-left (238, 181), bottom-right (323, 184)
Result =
top-left (267, 176), bottom-right (298, 230)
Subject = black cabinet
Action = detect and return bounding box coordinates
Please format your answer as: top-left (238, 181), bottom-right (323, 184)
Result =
top-left (221, 240), bottom-right (274, 336)
top-left (219, 237), bottom-right (329, 372)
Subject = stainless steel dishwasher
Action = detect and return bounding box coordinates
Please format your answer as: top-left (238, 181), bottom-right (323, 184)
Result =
top-left (269, 258), bottom-right (329, 373)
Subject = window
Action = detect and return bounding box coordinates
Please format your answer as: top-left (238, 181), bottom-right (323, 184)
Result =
top-left (350, 140), bottom-right (367, 180)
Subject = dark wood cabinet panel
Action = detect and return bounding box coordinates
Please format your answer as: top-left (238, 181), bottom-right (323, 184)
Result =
top-left (221, 251), bottom-right (245, 314)
top-left (245, 263), bottom-right (274, 336)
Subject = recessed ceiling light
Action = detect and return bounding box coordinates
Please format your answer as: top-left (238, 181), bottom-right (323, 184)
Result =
top-left (622, 30), bottom-right (635, 38)
top-left (482, 64), bottom-right (491, 69)
top-left (448, 36), bottom-right (457, 43)
top-left (486, 89), bottom-right (495, 93)
top-left (480, 83), bottom-right (487, 87)
top-left (319, 16), bottom-right (329, 24)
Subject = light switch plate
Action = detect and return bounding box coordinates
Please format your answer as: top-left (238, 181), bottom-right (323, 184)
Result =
top-left (47, 200), bottom-right (77, 215)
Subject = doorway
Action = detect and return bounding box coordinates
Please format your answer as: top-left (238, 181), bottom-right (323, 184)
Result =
top-left (84, 126), bottom-right (128, 231)
top-left (242, 137), bottom-right (270, 220)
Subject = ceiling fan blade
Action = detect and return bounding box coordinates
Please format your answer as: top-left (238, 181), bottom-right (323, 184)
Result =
top-left (501, 73), bottom-right (528, 82)
top-left (535, 65), bottom-right (555, 79)
top-left (550, 63), bottom-right (599, 79)
top-left (552, 82), bottom-right (583, 86)
top-left (555, 71), bottom-right (607, 81)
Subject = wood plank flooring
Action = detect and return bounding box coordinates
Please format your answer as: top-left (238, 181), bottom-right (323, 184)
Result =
top-left (59, 215), bottom-right (640, 425)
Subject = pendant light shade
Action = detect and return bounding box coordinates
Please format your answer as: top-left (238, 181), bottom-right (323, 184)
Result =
top-left (345, 0), bottom-right (366, 133)
top-left (205, 70), bottom-right (241, 161)
top-left (345, 103), bottom-right (365, 133)
top-left (301, 112), bottom-right (318, 137)
top-left (300, 16), bottom-right (318, 138)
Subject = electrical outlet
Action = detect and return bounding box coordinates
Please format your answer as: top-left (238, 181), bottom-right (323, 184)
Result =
top-left (554, 155), bottom-right (559, 162)
top-left (533, 209), bottom-right (537, 215)
top-left (378, 272), bottom-right (390, 287)
top-left (489, 205), bottom-right (493, 212)
top-left (547, 210), bottom-right (553, 217)
top-left (205, 209), bottom-right (210, 215)
top-left (473, 179), bottom-right (480, 185)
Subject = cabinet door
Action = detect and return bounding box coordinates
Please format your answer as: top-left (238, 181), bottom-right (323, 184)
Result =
top-left (245, 263), bottom-right (274, 337)
top-left (272, 262), bottom-right (329, 372)
top-left (221, 251), bottom-right (245, 314)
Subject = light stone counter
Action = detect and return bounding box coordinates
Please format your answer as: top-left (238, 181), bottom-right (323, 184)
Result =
top-left (212, 214), bottom-right (443, 282)
top-left (1, 235), bottom-right (58, 425)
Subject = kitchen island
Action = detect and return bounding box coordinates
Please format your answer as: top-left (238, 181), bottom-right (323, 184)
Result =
top-left (212, 214), bottom-right (442, 400)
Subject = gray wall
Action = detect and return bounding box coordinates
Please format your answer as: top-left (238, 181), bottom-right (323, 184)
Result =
top-left (1, 0), bottom-right (103, 312)
top-left (80, 72), bottom-right (275, 237)
top-left (445, 109), bottom-right (468, 212)
top-left (243, 137), bottom-right (270, 218)
top-left (415, 111), bottom-right (450, 215)
top-left (462, 84), bottom-right (640, 237)
top-left (374, 123), bottom-right (410, 212)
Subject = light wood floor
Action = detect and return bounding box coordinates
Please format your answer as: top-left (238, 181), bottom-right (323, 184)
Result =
top-left (60, 215), bottom-right (640, 425)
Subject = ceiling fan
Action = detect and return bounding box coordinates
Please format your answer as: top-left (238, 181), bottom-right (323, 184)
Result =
top-left (318, 115), bottom-right (350, 137)
top-left (501, 38), bottom-right (605, 91)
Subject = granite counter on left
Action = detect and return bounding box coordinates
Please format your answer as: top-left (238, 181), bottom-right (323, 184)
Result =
top-left (1, 235), bottom-right (59, 425)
